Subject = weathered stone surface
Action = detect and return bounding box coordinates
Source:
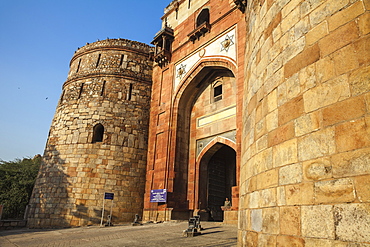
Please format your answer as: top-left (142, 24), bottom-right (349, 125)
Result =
top-left (318, 18), bottom-right (358, 57)
top-left (284, 43), bottom-right (320, 79)
top-left (298, 127), bottom-right (336, 161)
top-left (285, 182), bottom-right (314, 205)
top-left (315, 178), bottom-right (355, 203)
top-left (260, 188), bottom-right (277, 208)
top-left (278, 95), bottom-right (304, 125)
top-left (306, 20), bottom-right (329, 46)
top-left (349, 66), bottom-right (370, 96)
top-left (277, 186), bottom-right (286, 206)
top-left (303, 157), bottom-right (332, 181)
top-left (251, 209), bottom-right (263, 232)
top-left (239, 0), bottom-right (369, 246)
top-left (277, 235), bottom-right (304, 247)
top-left (303, 74), bottom-right (351, 113)
top-left (281, 6), bottom-right (300, 34)
top-left (262, 207), bottom-right (279, 234)
top-left (309, 0), bottom-right (350, 27)
top-left (280, 206), bottom-right (300, 235)
top-left (267, 89), bottom-right (278, 113)
top-left (304, 238), bottom-right (333, 247)
top-left (257, 147), bottom-right (274, 173)
top-left (268, 122), bottom-right (295, 147)
top-left (358, 12), bottom-right (370, 35)
top-left (322, 95), bottom-right (366, 127)
top-left (258, 234), bottom-right (277, 246)
top-left (246, 231), bottom-right (258, 247)
top-left (294, 111), bottom-right (320, 137)
top-left (355, 175), bottom-right (370, 202)
top-left (335, 118), bottom-right (370, 152)
top-left (331, 148), bottom-right (370, 177)
top-left (279, 163), bottom-right (302, 185)
top-left (273, 138), bottom-right (298, 167)
top-left (316, 55), bottom-right (336, 83)
top-left (328, 1), bottom-right (365, 31)
top-left (332, 44), bottom-right (360, 76)
top-left (249, 191), bottom-right (260, 209)
top-left (302, 205), bottom-right (335, 239)
top-left (334, 203), bottom-right (370, 242)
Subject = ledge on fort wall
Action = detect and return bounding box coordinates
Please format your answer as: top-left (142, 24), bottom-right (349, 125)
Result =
top-left (0, 220), bottom-right (27, 230)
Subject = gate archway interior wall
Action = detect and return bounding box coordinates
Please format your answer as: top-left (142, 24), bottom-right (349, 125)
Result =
top-left (171, 63), bottom-right (239, 218)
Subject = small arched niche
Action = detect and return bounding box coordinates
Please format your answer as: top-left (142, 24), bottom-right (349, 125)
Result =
top-left (196, 8), bottom-right (210, 27)
top-left (92, 123), bottom-right (104, 143)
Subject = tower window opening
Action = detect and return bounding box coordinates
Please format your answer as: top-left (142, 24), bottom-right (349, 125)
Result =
top-left (101, 81), bottom-right (106, 96)
top-left (196, 8), bottom-right (210, 27)
top-left (127, 83), bottom-right (133, 101)
top-left (78, 83), bottom-right (84, 99)
top-left (96, 54), bottom-right (101, 68)
top-left (176, 8), bottom-right (179, 20)
top-left (213, 82), bottom-right (222, 102)
top-left (119, 54), bottom-right (124, 67)
top-left (188, 0), bottom-right (191, 9)
top-left (76, 59), bottom-right (81, 72)
top-left (92, 123), bottom-right (104, 143)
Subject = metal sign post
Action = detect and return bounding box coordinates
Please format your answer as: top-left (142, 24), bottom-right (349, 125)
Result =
top-left (100, 192), bottom-right (114, 226)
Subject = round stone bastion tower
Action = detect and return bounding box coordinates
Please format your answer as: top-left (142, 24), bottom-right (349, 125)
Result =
top-left (28, 39), bottom-right (153, 228)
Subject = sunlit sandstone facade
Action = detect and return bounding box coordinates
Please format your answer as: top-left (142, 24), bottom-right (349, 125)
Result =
top-left (29, 0), bottom-right (370, 245)
top-left (143, 0), bottom-right (246, 224)
top-left (28, 39), bottom-right (152, 227)
top-left (238, 0), bottom-right (370, 245)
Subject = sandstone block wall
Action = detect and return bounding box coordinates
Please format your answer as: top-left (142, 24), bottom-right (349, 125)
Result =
top-left (239, 0), bottom-right (369, 245)
top-left (28, 39), bottom-right (152, 228)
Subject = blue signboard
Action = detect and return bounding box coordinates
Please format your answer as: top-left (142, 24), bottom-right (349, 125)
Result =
top-left (104, 192), bottom-right (114, 200)
top-left (150, 189), bottom-right (167, 202)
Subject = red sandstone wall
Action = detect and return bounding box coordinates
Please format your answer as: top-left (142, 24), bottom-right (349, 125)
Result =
top-left (144, 0), bottom-right (246, 221)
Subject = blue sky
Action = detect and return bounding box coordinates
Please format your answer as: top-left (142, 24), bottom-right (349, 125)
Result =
top-left (0, 0), bottom-right (168, 161)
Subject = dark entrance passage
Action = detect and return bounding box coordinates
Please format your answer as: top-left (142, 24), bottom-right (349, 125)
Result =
top-left (198, 144), bottom-right (236, 221)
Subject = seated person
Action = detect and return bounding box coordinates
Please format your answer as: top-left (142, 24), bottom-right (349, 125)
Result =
top-left (224, 197), bottom-right (231, 207)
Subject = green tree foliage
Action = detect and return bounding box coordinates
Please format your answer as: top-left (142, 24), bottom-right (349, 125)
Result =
top-left (0, 155), bottom-right (41, 219)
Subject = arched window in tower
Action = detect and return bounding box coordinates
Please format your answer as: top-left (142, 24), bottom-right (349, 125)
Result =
top-left (213, 80), bottom-right (223, 102)
top-left (127, 83), bottom-right (133, 101)
top-left (76, 59), bottom-right (81, 72)
top-left (96, 54), bottom-right (101, 68)
top-left (196, 8), bottom-right (210, 27)
top-left (78, 83), bottom-right (84, 99)
top-left (92, 123), bottom-right (104, 143)
top-left (189, 8), bottom-right (211, 42)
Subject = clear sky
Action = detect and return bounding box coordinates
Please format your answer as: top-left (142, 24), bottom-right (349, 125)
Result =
top-left (0, 0), bottom-right (169, 161)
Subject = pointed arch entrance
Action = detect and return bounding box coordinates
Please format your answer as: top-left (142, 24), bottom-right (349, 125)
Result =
top-left (197, 142), bottom-right (236, 221)
top-left (162, 59), bottom-right (239, 220)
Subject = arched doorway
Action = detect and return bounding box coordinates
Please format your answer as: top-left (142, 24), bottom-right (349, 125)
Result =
top-left (167, 60), bottom-right (238, 220)
top-left (198, 144), bottom-right (236, 221)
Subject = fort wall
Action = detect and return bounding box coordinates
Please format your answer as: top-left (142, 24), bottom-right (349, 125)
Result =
top-left (239, 0), bottom-right (370, 245)
top-left (28, 39), bottom-right (152, 227)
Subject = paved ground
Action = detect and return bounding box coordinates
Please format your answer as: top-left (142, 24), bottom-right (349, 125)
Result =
top-left (0, 221), bottom-right (237, 247)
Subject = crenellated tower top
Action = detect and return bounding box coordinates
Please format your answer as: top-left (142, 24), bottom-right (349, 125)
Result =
top-left (66, 38), bottom-right (153, 84)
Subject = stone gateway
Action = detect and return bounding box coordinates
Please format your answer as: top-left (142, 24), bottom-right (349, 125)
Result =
top-left (28, 0), bottom-right (370, 245)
